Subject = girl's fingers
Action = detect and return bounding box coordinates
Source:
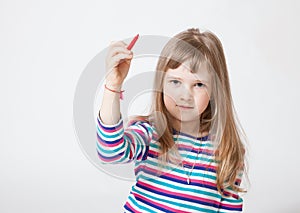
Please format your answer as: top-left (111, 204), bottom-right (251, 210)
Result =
top-left (110, 40), bottom-right (127, 47)
top-left (109, 53), bottom-right (133, 67)
top-left (105, 40), bottom-right (133, 75)
top-left (108, 46), bottom-right (132, 58)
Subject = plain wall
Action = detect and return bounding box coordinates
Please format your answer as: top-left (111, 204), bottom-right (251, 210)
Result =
top-left (1, 0), bottom-right (300, 212)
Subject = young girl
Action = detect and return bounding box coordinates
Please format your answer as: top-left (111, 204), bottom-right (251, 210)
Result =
top-left (96, 28), bottom-right (246, 212)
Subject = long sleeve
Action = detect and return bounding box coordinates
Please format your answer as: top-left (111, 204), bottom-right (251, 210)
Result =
top-left (218, 171), bottom-right (244, 212)
top-left (96, 114), bottom-right (153, 164)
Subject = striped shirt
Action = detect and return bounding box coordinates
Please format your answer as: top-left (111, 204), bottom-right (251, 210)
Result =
top-left (96, 115), bottom-right (243, 212)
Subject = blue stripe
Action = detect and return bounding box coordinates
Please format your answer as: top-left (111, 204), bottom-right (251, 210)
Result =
top-left (96, 140), bottom-right (125, 154)
top-left (127, 195), bottom-right (155, 213)
top-left (221, 196), bottom-right (243, 204)
top-left (97, 150), bottom-right (124, 161)
top-left (177, 147), bottom-right (214, 156)
top-left (97, 116), bottom-right (123, 130)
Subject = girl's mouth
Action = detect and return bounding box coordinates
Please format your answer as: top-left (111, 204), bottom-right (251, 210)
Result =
top-left (177, 105), bottom-right (194, 109)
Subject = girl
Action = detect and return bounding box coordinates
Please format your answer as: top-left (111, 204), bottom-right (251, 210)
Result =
top-left (96, 28), bottom-right (246, 212)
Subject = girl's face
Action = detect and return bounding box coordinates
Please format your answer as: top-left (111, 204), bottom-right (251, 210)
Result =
top-left (163, 64), bottom-right (211, 126)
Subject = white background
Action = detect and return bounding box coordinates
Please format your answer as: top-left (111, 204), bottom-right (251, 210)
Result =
top-left (1, 0), bottom-right (300, 212)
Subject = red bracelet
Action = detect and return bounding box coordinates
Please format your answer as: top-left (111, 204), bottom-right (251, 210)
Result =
top-left (104, 84), bottom-right (125, 100)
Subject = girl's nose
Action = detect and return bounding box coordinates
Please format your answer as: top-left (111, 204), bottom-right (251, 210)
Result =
top-left (180, 87), bottom-right (193, 102)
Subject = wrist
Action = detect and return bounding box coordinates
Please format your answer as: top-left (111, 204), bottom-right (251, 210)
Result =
top-left (104, 84), bottom-right (125, 100)
top-left (105, 81), bottom-right (123, 90)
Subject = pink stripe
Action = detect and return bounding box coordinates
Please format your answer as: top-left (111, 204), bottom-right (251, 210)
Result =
top-left (138, 181), bottom-right (220, 207)
top-left (97, 152), bottom-right (121, 162)
top-left (192, 179), bottom-right (217, 188)
top-left (152, 133), bottom-right (160, 141)
top-left (181, 160), bottom-right (216, 171)
top-left (220, 201), bottom-right (243, 209)
top-left (134, 129), bottom-right (145, 134)
top-left (222, 189), bottom-right (241, 201)
top-left (177, 143), bottom-right (193, 151)
top-left (148, 149), bottom-right (159, 157)
top-left (124, 201), bottom-right (143, 213)
top-left (132, 192), bottom-right (190, 213)
top-left (177, 144), bottom-right (214, 155)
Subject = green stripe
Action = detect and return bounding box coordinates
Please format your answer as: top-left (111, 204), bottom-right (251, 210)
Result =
top-left (97, 125), bottom-right (123, 139)
top-left (182, 154), bottom-right (214, 163)
top-left (128, 195), bottom-right (156, 213)
top-left (174, 137), bottom-right (213, 147)
top-left (122, 143), bottom-right (131, 160)
top-left (221, 196), bottom-right (243, 203)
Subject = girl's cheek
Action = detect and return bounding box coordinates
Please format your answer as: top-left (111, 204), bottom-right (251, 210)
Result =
top-left (163, 86), bottom-right (176, 101)
top-left (163, 93), bottom-right (176, 106)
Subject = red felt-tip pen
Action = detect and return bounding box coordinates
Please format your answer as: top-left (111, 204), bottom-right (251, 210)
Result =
top-left (127, 34), bottom-right (139, 50)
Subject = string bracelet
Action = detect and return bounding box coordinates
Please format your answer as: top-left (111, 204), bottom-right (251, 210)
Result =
top-left (104, 84), bottom-right (125, 100)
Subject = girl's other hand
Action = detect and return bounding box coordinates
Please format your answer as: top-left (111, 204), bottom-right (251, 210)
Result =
top-left (105, 41), bottom-right (133, 88)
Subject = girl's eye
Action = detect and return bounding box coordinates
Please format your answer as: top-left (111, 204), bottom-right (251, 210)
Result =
top-left (170, 80), bottom-right (181, 85)
top-left (195, 82), bottom-right (205, 88)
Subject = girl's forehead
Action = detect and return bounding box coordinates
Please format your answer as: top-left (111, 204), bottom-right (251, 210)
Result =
top-left (165, 64), bottom-right (211, 83)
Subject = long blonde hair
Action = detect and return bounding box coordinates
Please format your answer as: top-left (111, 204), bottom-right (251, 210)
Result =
top-left (132, 28), bottom-right (246, 194)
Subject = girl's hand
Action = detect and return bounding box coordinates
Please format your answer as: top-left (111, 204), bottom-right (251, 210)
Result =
top-left (105, 41), bottom-right (133, 88)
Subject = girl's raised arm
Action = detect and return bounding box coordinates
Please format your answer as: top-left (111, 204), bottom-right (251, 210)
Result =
top-left (99, 41), bottom-right (133, 125)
